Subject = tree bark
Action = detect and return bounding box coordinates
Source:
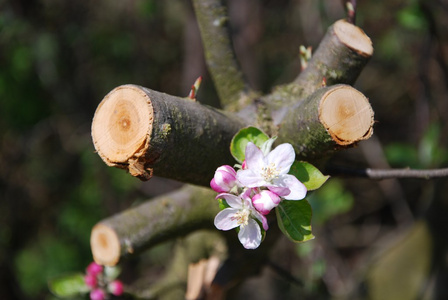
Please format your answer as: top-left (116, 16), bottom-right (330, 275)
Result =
top-left (264, 19), bottom-right (373, 109)
top-left (192, 0), bottom-right (252, 108)
top-left (277, 84), bottom-right (374, 161)
top-left (91, 84), bottom-right (246, 185)
top-left (90, 185), bottom-right (218, 266)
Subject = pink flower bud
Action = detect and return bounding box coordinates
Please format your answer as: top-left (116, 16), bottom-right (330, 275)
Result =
top-left (252, 190), bottom-right (281, 215)
top-left (90, 288), bottom-right (106, 300)
top-left (86, 262), bottom-right (103, 277)
top-left (241, 160), bottom-right (247, 170)
top-left (84, 274), bottom-right (97, 289)
top-left (108, 280), bottom-right (124, 296)
top-left (210, 165), bottom-right (237, 193)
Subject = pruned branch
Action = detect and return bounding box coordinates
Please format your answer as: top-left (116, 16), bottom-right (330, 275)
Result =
top-left (264, 19), bottom-right (373, 109)
top-left (91, 83), bottom-right (374, 183)
top-left (277, 84), bottom-right (374, 161)
top-left (90, 185), bottom-right (218, 266)
top-left (128, 230), bottom-right (225, 299)
top-left (327, 166), bottom-right (448, 179)
top-left (91, 84), bottom-right (247, 185)
top-left (192, 0), bottom-right (252, 108)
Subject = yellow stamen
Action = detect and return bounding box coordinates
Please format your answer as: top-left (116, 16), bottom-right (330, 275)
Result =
top-left (232, 208), bottom-right (250, 227)
top-left (261, 163), bottom-right (280, 182)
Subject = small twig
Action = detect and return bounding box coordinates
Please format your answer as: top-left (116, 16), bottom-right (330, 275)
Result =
top-left (327, 165), bottom-right (448, 180)
top-left (299, 45), bottom-right (312, 71)
top-left (344, 0), bottom-right (357, 25)
top-left (192, 0), bottom-right (251, 107)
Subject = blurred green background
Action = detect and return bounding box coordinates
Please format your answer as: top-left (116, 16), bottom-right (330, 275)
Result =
top-left (1, 0), bottom-right (448, 299)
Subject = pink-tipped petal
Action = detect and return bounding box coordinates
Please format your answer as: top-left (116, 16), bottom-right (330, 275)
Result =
top-left (210, 178), bottom-right (226, 193)
top-left (86, 262), bottom-right (103, 276)
top-left (84, 274), bottom-right (97, 289)
top-left (211, 165), bottom-right (237, 192)
top-left (251, 209), bottom-right (269, 231)
top-left (108, 280), bottom-right (124, 296)
top-left (252, 191), bottom-right (280, 215)
top-left (274, 175), bottom-right (307, 200)
top-left (90, 289), bottom-right (106, 300)
top-left (267, 185), bottom-right (291, 197)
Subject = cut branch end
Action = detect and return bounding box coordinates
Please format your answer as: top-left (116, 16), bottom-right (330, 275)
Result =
top-left (334, 19), bottom-right (373, 57)
top-left (91, 223), bottom-right (121, 266)
top-left (91, 85), bottom-right (153, 180)
top-left (319, 85), bottom-right (374, 145)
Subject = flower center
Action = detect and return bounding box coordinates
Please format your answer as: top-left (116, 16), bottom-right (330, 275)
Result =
top-left (261, 163), bottom-right (280, 182)
top-left (232, 208), bottom-right (250, 227)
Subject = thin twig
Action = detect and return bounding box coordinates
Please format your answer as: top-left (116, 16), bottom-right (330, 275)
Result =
top-left (327, 165), bottom-right (448, 180)
top-left (192, 0), bottom-right (252, 108)
top-left (344, 0), bottom-right (357, 25)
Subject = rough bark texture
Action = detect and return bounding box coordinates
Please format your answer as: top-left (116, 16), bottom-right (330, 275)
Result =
top-left (277, 84), bottom-right (374, 161)
top-left (192, 0), bottom-right (251, 107)
top-left (90, 185), bottom-right (218, 266)
top-left (264, 19), bottom-right (373, 109)
top-left (92, 84), bottom-right (246, 185)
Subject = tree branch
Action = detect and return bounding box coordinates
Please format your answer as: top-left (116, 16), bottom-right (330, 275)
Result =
top-left (192, 0), bottom-right (253, 108)
top-left (91, 84), bottom-right (247, 185)
top-left (90, 185), bottom-right (218, 266)
top-left (264, 19), bottom-right (373, 109)
top-left (277, 84), bottom-right (374, 161)
top-left (327, 165), bottom-right (448, 179)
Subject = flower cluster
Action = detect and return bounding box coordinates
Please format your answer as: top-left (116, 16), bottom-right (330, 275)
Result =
top-left (211, 141), bottom-right (307, 249)
top-left (84, 262), bottom-right (124, 300)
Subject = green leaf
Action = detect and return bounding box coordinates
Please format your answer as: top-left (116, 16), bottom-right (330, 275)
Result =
top-left (276, 200), bottom-right (314, 243)
top-left (289, 161), bottom-right (329, 191)
top-left (217, 198), bottom-right (230, 210)
top-left (48, 273), bottom-right (89, 298)
top-left (230, 127), bottom-right (269, 163)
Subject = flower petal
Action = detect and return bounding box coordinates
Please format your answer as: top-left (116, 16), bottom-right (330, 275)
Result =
top-left (216, 193), bottom-right (242, 209)
top-left (273, 175), bottom-right (307, 200)
top-left (251, 209), bottom-right (269, 231)
top-left (214, 208), bottom-right (240, 230)
top-left (244, 142), bottom-right (264, 172)
top-left (266, 143), bottom-right (295, 174)
top-left (252, 190), bottom-right (281, 215)
top-left (237, 169), bottom-right (266, 188)
top-left (211, 165), bottom-right (237, 192)
top-left (267, 185), bottom-right (291, 197)
top-left (238, 219), bottom-right (262, 249)
top-left (210, 178), bottom-right (226, 193)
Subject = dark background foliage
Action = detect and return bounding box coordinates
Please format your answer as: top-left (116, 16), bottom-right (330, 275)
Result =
top-left (1, 0), bottom-right (447, 299)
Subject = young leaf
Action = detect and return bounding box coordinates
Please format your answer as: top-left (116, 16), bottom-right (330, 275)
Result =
top-left (289, 161), bottom-right (329, 191)
top-left (217, 198), bottom-right (230, 210)
top-left (230, 127), bottom-right (269, 163)
top-left (276, 200), bottom-right (314, 243)
top-left (48, 273), bottom-right (89, 298)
